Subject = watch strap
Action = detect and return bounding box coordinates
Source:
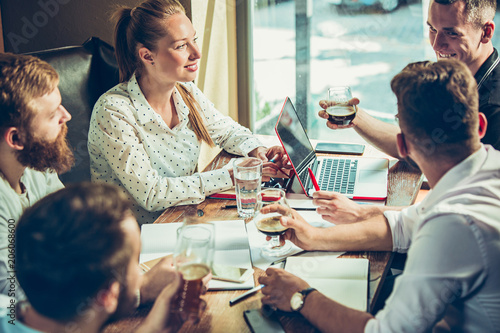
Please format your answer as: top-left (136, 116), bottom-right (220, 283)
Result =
top-left (300, 287), bottom-right (316, 297)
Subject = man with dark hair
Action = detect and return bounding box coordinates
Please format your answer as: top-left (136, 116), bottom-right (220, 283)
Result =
top-left (0, 53), bottom-right (74, 301)
top-left (0, 183), bottom-right (182, 332)
top-left (259, 59), bottom-right (500, 332)
top-left (320, 0), bottom-right (499, 156)
top-left (314, 0), bottom-right (499, 224)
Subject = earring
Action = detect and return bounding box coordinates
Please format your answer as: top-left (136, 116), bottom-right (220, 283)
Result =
top-left (151, 61), bottom-right (155, 66)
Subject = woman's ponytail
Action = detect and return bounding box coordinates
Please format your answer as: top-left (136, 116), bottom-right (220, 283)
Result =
top-left (112, 7), bottom-right (136, 82)
top-left (176, 83), bottom-right (215, 147)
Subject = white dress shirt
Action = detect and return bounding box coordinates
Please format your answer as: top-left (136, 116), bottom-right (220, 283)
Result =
top-left (88, 75), bottom-right (263, 224)
top-left (365, 145), bottom-right (500, 332)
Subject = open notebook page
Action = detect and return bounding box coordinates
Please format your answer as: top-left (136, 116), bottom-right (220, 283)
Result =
top-left (286, 256), bottom-right (369, 311)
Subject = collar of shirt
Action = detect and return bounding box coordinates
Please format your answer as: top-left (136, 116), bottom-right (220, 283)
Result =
top-left (126, 74), bottom-right (190, 126)
top-left (416, 145), bottom-right (488, 215)
top-left (475, 48), bottom-right (499, 90)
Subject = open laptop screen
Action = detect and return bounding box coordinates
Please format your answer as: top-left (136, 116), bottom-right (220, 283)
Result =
top-left (276, 98), bottom-right (316, 172)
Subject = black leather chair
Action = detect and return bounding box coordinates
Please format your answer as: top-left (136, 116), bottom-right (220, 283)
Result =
top-left (26, 37), bottom-right (119, 184)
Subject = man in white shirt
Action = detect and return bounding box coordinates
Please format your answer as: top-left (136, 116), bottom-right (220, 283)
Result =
top-left (0, 53), bottom-right (74, 303)
top-left (0, 183), bottom-right (185, 332)
top-left (259, 59), bottom-right (500, 332)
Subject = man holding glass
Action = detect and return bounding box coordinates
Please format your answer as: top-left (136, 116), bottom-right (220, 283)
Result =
top-left (314, 0), bottom-right (499, 225)
top-left (321, 0), bottom-right (499, 154)
top-left (259, 59), bottom-right (500, 332)
top-left (0, 183), bottom-right (188, 332)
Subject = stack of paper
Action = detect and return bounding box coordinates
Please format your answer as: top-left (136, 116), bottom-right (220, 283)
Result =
top-left (140, 220), bottom-right (254, 290)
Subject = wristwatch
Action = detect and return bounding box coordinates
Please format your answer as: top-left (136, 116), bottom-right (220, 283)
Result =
top-left (290, 287), bottom-right (316, 312)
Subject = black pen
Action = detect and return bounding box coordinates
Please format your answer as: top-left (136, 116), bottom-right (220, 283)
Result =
top-left (222, 205), bottom-right (237, 209)
top-left (229, 284), bottom-right (265, 306)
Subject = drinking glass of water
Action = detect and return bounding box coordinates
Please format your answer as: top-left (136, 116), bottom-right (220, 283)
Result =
top-left (233, 157), bottom-right (263, 218)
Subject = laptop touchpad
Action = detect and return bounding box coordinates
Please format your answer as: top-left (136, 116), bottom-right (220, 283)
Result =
top-left (358, 170), bottom-right (385, 184)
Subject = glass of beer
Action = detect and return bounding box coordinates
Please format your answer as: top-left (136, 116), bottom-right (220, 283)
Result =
top-left (253, 188), bottom-right (292, 257)
top-left (171, 221), bottom-right (214, 321)
top-left (326, 86), bottom-right (357, 125)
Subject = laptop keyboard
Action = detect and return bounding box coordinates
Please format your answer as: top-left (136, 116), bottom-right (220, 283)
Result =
top-left (317, 159), bottom-right (358, 194)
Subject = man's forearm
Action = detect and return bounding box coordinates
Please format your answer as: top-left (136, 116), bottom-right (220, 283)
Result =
top-left (310, 214), bottom-right (393, 252)
top-left (353, 109), bottom-right (400, 158)
top-left (301, 291), bottom-right (373, 333)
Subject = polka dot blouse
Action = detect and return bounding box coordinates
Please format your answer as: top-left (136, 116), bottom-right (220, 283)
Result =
top-left (88, 74), bottom-right (263, 224)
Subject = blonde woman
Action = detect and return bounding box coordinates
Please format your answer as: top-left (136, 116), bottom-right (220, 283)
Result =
top-left (88, 0), bottom-right (285, 224)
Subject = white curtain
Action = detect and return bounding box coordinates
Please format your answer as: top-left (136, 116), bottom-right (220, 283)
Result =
top-left (191, 0), bottom-right (239, 170)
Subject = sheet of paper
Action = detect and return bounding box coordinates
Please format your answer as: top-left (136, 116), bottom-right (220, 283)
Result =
top-left (140, 220), bottom-right (254, 290)
top-left (286, 256), bottom-right (369, 311)
top-left (286, 193), bottom-right (316, 210)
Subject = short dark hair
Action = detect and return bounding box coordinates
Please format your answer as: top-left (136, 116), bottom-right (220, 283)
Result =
top-left (434, 0), bottom-right (496, 27)
top-left (0, 53), bottom-right (59, 136)
top-left (16, 183), bottom-right (133, 322)
top-left (391, 59), bottom-right (479, 157)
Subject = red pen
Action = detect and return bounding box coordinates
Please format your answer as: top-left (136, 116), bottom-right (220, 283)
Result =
top-left (308, 167), bottom-right (320, 191)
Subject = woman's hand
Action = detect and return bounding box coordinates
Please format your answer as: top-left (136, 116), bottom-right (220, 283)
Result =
top-left (249, 146), bottom-right (291, 180)
top-left (248, 146), bottom-right (288, 164)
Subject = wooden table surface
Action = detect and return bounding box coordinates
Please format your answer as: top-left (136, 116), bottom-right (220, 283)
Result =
top-left (103, 144), bottom-right (422, 333)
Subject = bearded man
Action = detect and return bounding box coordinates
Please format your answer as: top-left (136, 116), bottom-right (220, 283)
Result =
top-left (0, 54), bottom-right (179, 318)
top-left (0, 53), bottom-right (74, 302)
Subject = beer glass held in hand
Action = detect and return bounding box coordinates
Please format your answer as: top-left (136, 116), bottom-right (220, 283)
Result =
top-left (171, 222), bottom-right (214, 322)
top-left (326, 86), bottom-right (357, 126)
top-left (254, 188), bottom-right (292, 257)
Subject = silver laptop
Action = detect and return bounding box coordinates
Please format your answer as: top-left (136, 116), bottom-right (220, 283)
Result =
top-left (275, 97), bottom-right (388, 200)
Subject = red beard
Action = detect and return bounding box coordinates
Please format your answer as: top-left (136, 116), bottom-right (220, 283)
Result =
top-left (16, 124), bottom-right (75, 174)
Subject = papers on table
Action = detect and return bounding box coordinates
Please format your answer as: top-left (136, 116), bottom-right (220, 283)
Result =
top-left (140, 220), bottom-right (254, 290)
top-left (141, 211), bottom-right (347, 288)
top-left (286, 256), bottom-right (369, 311)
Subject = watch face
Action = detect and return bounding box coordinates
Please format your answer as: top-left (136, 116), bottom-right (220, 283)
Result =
top-left (290, 292), bottom-right (304, 311)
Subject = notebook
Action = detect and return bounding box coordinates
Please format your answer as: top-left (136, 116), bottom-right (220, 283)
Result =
top-left (275, 97), bottom-right (388, 200)
top-left (208, 188), bottom-right (237, 200)
top-left (285, 256), bottom-right (369, 311)
top-left (140, 220), bottom-right (254, 290)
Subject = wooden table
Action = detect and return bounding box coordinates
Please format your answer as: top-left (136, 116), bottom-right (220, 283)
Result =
top-left (104, 147), bottom-right (422, 333)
